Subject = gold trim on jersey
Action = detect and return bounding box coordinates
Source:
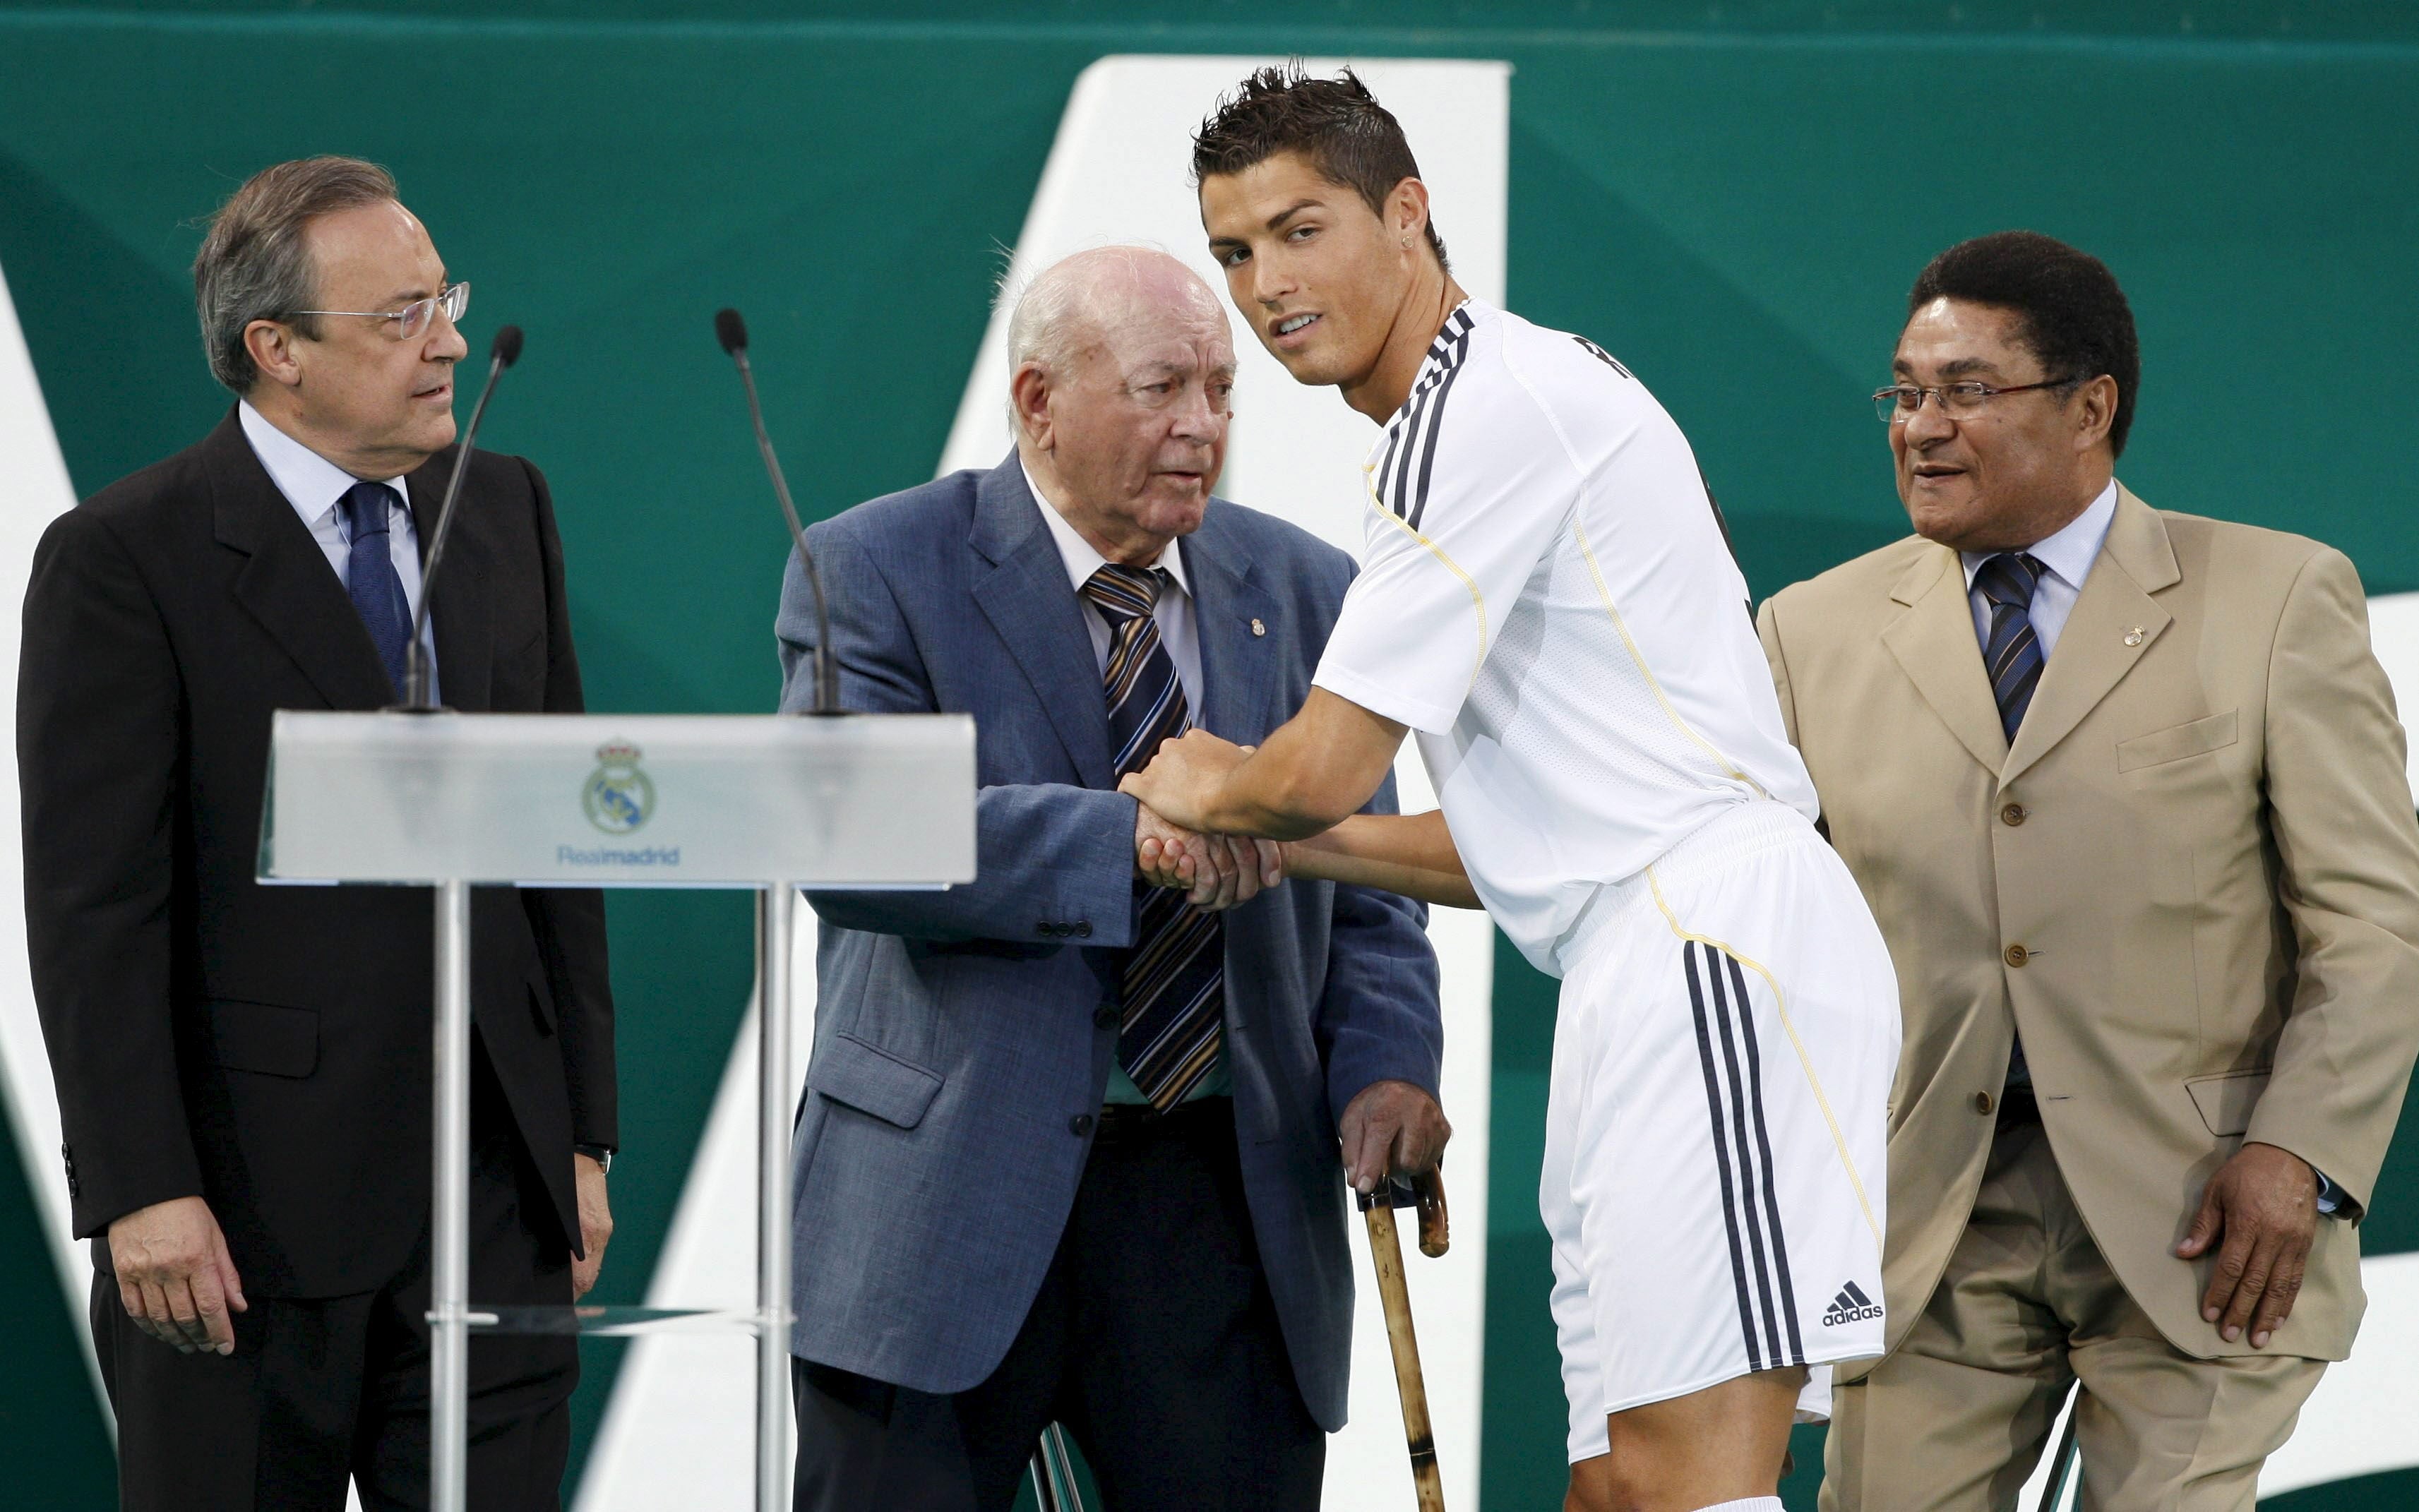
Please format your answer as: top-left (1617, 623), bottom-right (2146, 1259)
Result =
top-left (1570, 512), bottom-right (1767, 799)
top-left (1362, 461), bottom-right (1489, 695)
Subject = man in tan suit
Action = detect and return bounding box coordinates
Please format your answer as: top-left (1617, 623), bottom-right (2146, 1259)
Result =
top-left (1757, 229), bottom-right (2419, 1509)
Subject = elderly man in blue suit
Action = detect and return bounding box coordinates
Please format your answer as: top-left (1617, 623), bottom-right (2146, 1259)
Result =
top-left (775, 246), bottom-right (1449, 1511)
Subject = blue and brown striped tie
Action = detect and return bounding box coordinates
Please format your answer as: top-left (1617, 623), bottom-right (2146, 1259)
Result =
top-left (1976, 552), bottom-right (2047, 743)
top-left (1083, 563), bottom-right (1224, 1108)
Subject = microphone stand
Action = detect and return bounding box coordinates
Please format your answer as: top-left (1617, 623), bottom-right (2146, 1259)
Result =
top-left (398, 324), bottom-right (522, 712)
top-left (717, 308), bottom-right (841, 716)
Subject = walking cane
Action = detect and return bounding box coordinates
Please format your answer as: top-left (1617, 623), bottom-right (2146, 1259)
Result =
top-left (1360, 1167), bottom-right (1451, 1512)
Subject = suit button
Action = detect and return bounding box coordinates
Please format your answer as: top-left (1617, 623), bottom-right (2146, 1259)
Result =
top-left (1094, 1004), bottom-right (1120, 1028)
top-left (1070, 1113), bottom-right (1094, 1136)
top-left (1037, 922), bottom-right (1054, 937)
top-left (1975, 1091), bottom-right (1995, 1115)
top-left (1073, 922), bottom-right (1092, 938)
top-left (2000, 803), bottom-right (2027, 827)
top-left (2005, 944), bottom-right (2029, 967)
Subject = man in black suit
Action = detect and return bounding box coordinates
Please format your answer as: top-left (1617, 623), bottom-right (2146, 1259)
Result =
top-left (18, 155), bottom-right (616, 1511)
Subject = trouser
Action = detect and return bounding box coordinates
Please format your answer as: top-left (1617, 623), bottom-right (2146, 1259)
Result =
top-left (1821, 1104), bottom-right (2325, 1512)
top-left (93, 1054), bottom-right (578, 1512)
top-left (792, 1095), bottom-right (1325, 1511)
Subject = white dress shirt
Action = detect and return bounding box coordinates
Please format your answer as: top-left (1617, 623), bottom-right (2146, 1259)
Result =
top-left (1960, 479), bottom-right (2118, 661)
top-left (239, 401), bottom-right (438, 697)
top-left (1022, 458), bottom-right (1203, 717)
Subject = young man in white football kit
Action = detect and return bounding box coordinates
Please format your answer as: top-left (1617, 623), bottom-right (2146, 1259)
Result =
top-left (1122, 67), bottom-right (1901, 1512)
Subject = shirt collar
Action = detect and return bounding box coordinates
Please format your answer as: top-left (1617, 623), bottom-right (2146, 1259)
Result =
top-left (1960, 479), bottom-right (2119, 594)
top-left (1019, 456), bottom-right (1192, 601)
top-left (1384, 298), bottom-right (1485, 431)
top-left (238, 400), bottom-right (412, 528)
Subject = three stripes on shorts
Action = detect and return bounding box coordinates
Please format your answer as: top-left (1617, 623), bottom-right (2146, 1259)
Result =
top-left (1682, 939), bottom-right (1808, 1374)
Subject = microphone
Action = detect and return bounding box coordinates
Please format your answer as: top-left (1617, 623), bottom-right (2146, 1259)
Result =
top-left (715, 308), bottom-right (840, 716)
top-left (400, 324), bottom-right (522, 711)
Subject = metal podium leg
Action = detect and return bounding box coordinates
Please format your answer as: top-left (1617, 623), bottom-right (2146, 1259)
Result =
top-left (432, 878), bottom-right (473, 1512)
top-left (757, 882), bottom-right (796, 1512)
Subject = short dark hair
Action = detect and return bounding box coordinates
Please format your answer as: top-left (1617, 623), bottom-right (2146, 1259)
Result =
top-left (1192, 64), bottom-right (1450, 272)
top-left (194, 156), bottom-right (399, 392)
top-left (1907, 230), bottom-right (2140, 457)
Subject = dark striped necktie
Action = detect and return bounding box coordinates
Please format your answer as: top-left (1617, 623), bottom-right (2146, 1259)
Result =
top-left (338, 480), bottom-right (412, 696)
top-left (1082, 563), bottom-right (1224, 1110)
top-left (1975, 552), bottom-right (2047, 743)
top-left (1975, 551), bottom-right (2045, 1088)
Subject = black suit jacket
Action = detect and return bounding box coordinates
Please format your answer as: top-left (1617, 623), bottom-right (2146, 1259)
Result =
top-left (18, 408), bottom-right (616, 1297)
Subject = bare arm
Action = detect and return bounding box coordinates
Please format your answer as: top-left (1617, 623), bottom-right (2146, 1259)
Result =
top-left (1289, 810), bottom-right (1482, 911)
top-left (1121, 688), bottom-right (1408, 839)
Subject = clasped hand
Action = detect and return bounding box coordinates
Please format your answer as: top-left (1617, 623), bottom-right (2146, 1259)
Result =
top-left (1121, 728), bottom-right (1252, 835)
top-left (1127, 730), bottom-right (1282, 909)
top-left (1135, 800), bottom-right (1284, 910)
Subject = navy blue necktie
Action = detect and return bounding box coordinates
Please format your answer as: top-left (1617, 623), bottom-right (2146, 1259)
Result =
top-left (338, 480), bottom-right (412, 697)
top-left (1085, 564), bottom-right (1225, 1109)
top-left (1975, 551), bottom-right (2045, 1087)
top-left (1975, 553), bottom-right (2047, 743)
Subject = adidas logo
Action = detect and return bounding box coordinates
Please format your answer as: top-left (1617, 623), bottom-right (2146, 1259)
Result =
top-left (1821, 1280), bottom-right (1883, 1326)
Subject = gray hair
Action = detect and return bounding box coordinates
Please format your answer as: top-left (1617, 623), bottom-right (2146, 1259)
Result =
top-left (193, 156), bottom-right (398, 392)
top-left (1002, 246), bottom-right (1224, 437)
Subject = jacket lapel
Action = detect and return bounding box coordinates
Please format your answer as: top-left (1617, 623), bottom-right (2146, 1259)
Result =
top-left (207, 412), bottom-right (398, 711)
top-left (2000, 486), bottom-right (2178, 786)
top-left (1882, 545), bottom-right (2011, 776)
top-left (967, 455), bottom-right (1116, 788)
top-left (407, 451), bottom-right (493, 712)
top-left (1182, 502), bottom-right (1282, 744)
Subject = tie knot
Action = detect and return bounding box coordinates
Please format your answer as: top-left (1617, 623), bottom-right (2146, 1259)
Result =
top-left (1975, 551), bottom-right (2045, 610)
top-left (338, 480), bottom-right (401, 541)
top-left (1083, 563), bottom-right (1163, 623)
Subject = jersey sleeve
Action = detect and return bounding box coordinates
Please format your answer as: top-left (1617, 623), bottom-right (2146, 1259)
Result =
top-left (1313, 371), bottom-right (1581, 733)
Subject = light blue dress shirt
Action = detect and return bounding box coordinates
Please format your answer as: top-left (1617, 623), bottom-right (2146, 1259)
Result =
top-left (239, 401), bottom-right (439, 700)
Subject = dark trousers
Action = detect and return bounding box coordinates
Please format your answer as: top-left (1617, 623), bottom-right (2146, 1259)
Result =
top-left (93, 1052), bottom-right (578, 1512)
top-left (793, 1096), bottom-right (1325, 1511)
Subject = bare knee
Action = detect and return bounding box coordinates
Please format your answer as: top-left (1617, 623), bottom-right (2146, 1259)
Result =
top-left (1584, 1368), bottom-right (1805, 1512)
top-left (1565, 1453), bottom-right (1623, 1512)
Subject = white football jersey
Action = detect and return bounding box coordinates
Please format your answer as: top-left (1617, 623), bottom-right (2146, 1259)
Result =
top-left (1313, 299), bottom-right (1819, 975)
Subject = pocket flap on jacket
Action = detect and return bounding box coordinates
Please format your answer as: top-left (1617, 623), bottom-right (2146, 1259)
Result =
top-left (205, 1000), bottom-right (318, 1079)
top-left (2185, 1068), bottom-right (2271, 1137)
top-left (2118, 709), bottom-right (2239, 772)
top-left (807, 1034), bottom-right (943, 1130)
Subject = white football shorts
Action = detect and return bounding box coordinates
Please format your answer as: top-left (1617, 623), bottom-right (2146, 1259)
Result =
top-left (1544, 799), bottom-right (1899, 1462)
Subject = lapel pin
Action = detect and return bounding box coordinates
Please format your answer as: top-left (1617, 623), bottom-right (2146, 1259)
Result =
top-left (2123, 627), bottom-right (2144, 647)
top-left (1250, 618), bottom-right (1266, 637)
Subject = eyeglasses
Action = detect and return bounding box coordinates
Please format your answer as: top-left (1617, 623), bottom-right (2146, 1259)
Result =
top-left (289, 281), bottom-right (470, 341)
top-left (1873, 376), bottom-right (2079, 424)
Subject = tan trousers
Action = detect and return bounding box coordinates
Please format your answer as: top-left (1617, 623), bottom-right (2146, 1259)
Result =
top-left (1821, 1120), bottom-right (2324, 1512)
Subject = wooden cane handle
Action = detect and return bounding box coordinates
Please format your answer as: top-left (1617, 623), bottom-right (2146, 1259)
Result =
top-left (1414, 1168), bottom-right (1450, 1259)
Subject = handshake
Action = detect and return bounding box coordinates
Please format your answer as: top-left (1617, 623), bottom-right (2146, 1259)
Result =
top-left (1123, 728), bottom-right (1283, 911)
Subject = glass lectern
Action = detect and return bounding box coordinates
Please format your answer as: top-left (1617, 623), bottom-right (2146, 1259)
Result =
top-left (258, 709), bottom-right (977, 1512)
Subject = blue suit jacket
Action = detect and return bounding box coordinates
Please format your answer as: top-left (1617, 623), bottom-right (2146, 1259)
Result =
top-left (775, 455), bottom-right (1442, 1429)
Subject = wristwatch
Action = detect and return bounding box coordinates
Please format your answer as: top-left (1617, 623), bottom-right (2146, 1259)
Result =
top-left (574, 1143), bottom-right (614, 1175)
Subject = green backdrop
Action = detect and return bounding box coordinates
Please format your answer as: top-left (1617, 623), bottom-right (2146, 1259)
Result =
top-left (1, 3), bottom-right (2413, 1506)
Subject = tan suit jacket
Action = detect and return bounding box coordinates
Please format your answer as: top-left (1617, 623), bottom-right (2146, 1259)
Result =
top-left (1757, 486), bottom-right (2419, 1369)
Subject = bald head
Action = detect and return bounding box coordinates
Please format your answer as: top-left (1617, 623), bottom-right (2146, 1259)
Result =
top-left (1008, 246), bottom-right (1228, 383)
top-left (1008, 246), bottom-right (1236, 565)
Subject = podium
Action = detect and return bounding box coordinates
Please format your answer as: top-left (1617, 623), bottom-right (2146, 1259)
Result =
top-left (258, 710), bottom-right (977, 1512)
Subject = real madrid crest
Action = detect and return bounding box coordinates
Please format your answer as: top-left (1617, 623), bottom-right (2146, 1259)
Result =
top-left (582, 743), bottom-right (655, 835)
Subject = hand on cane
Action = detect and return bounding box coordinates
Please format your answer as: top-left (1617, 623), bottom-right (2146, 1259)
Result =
top-left (1340, 1079), bottom-right (1452, 1195)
